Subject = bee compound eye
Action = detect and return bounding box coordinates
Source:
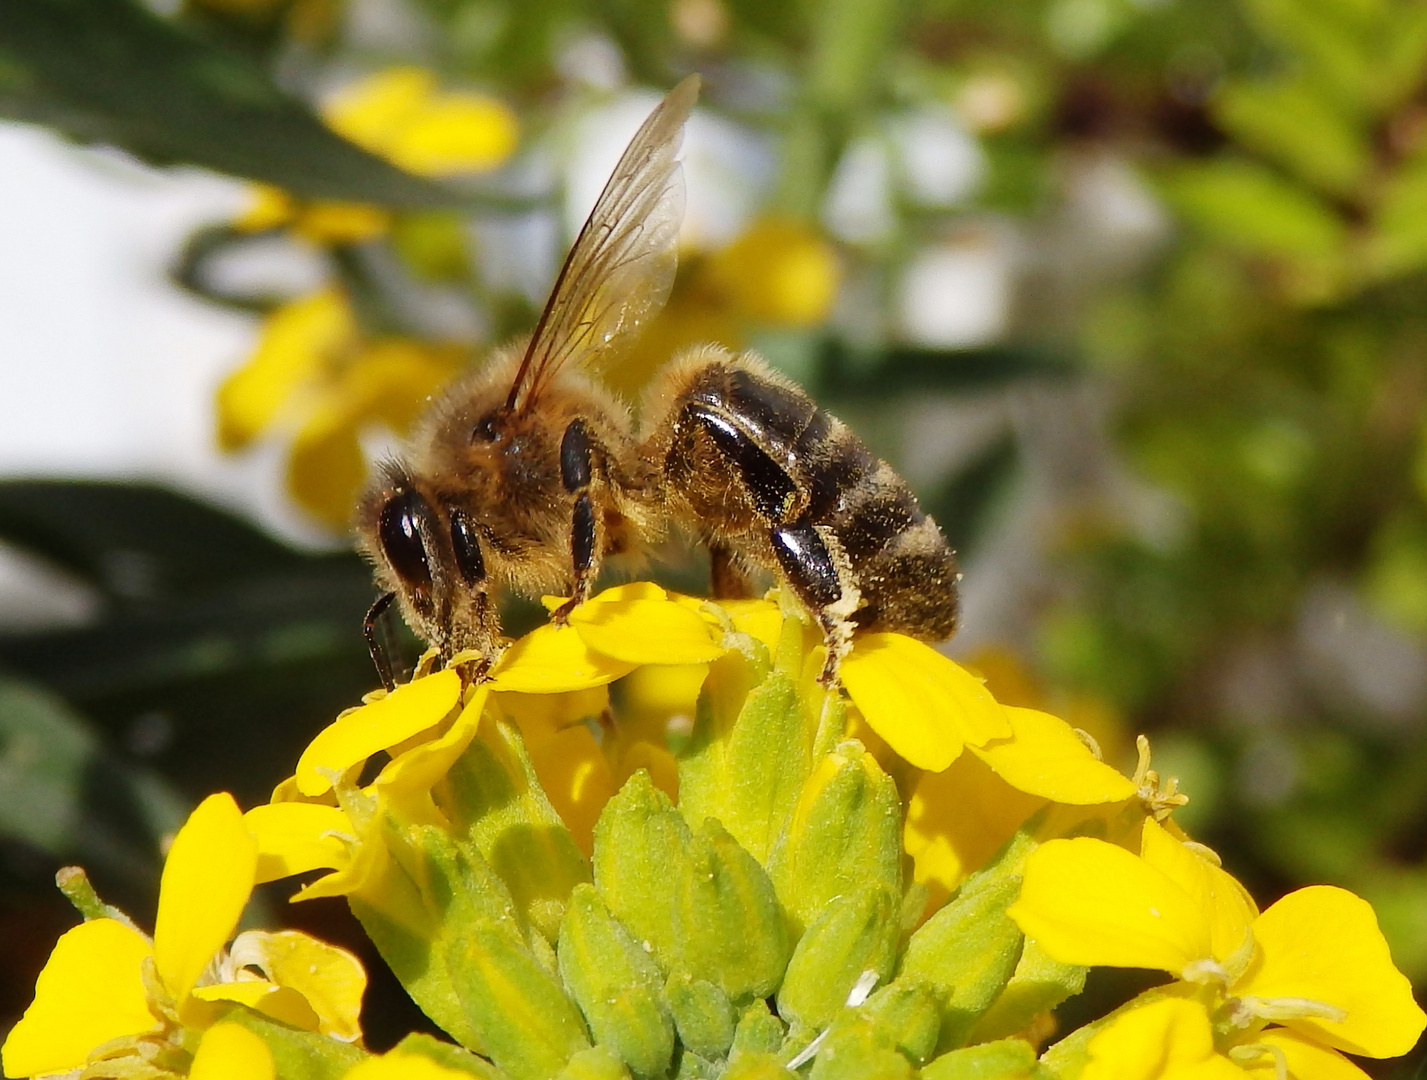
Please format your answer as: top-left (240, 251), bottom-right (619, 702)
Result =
top-left (378, 490), bottom-right (434, 593)
top-left (449, 508), bottom-right (487, 586)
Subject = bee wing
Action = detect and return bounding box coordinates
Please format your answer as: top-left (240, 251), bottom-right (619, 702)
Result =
top-left (507, 74), bottom-right (699, 412)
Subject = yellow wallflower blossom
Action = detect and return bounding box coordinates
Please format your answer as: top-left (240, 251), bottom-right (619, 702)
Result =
top-left (1012, 820), bottom-right (1426, 1075)
top-left (2, 794), bottom-right (365, 1079)
top-left (904, 705), bottom-right (1139, 896)
top-left (235, 67), bottom-right (518, 245)
top-left (215, 287), bottom-right (466, 527)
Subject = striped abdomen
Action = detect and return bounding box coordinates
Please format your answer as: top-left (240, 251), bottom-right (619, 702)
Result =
top-left (650, 350), bottom-right (959, 643)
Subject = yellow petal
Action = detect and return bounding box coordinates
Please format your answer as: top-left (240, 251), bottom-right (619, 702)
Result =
top-left (842, 633), bottom-right (1011, 771)
top-left (1235, 886), bottom-right (1426, 1057)
top-left (1008, 836), bottom-right (1213, 976)
top-left (386, 95), bottom-right (518, 176)
top-left (525, 723), bottom-right (616, 856)
top-left (905, 751), bottom-right (1044, 901)
top-left (295, 670), bottom-right (462, 796)
top-left (292, 201), bottom-right (392, 244)
top-left (154, 793), bottom-right (258, 1003)
top-left (1238, 1029), bottom-right (1373, 1080)
top-left (344, 1050), bottom-right (476, 1080)
top-left (1082, 998), bottom-right (1244, 1080)
top-left (487, 623), bottom-right (637, 693)
top-left (571, 591), bottom-right (727, 665)
top-left (707, 219), bottom-right (842, 328)
top-left (234, 185), bottom-right (296, 232)
top-left (373, 684), bottom-right (489, 799)
top-left (286, 400), bottom-right (370, 530)
top-left (216, 289), bottom-right (351, 451)
top-left (1140, 820), bottom-right (1257, 969)
top-left (494, 685), bottom-right (610, 747)
top-left (189, 981), bottom-right (321, 1032)
top-left (229, 929), bottom-right (367, 1041)
top-left (968, 706), bottom-right (1138, 803)
top-left (189, 1021), bottom-right (276, 1080)
top-left (324, 68), bottom-right (431, 153)
top-left (717, 599), bottom-right (784, 650)
top-left (246, 802), bottom-right (354, 883)
top-left (1, 919), bottom-right (156, 1078)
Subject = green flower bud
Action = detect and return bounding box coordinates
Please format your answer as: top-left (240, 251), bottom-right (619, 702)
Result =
top-left (767, 740), bottom-right (902, 938)
top-left (444, 716), bottom-right (590, 944)
top-left (731, 1000), bottom-right (786, 1057)
top-left (776, 887), bottom-right (900, 1029)
top-left (722, 1052), bottom-right (796, 1080)
top-left (861, 979), bottom-right (942, 1066)
top-left (679, 630), bottom-right (810, 863)
top-left (558, 1045), bottom-right (634, 1080)
top-left (675, 820), bottom-right (788, 1001)
top-left (898, 832), bottom-right (1033, 1053)
top-left (391, 1033), bottom-right (510, 1078)
top-left (558, 883), bottom-right (675, 1078)
top-left (966, 940), bottom-right (1085, 1045)
top-left (221, 1006), bottom-right (369, 1080)
top-left (454, 920), bottom-right (592, 1080)
top-left (806, 1014), bottom-right (913, 1080)
top-left (593, 771), bottom-right (693, 971)
top-left (663, 971), bottom-right (736, 1058)
top-left (920, 1038), bottom-right (1038, 1080)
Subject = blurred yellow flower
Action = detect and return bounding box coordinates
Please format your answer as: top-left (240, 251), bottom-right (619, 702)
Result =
top-left (611, 218), bottom-right (842, 397)
top-left (236, 67), bottom-right (518, 245)
top-left (215, 287), bottom-right (465, 528)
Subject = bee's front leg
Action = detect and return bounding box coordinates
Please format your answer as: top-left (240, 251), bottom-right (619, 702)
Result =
top-left (552, 418), bottom-right (601, 626)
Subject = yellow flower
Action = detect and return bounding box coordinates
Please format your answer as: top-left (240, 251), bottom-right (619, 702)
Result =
top-left (703, 218), bottom-right (842, 328)
top-left (903, 705), bottom-right (1140, 897)
top-left (1011, 820), bottom-right (1426, 1076)
top-left (2, 794), bottom-right (365, 1079)
top-left (215, 287), bottom-right (465, 527)
top-left (235, 67), bottom-right (518, 245)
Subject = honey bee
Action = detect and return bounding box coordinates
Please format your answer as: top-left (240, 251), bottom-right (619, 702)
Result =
top-left (356, 74), bottom-right (959, 687)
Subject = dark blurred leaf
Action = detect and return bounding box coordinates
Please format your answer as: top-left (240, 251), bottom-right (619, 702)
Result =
top-left (0, 0), bottom-right (461, 206)
top-left (0, 480), bottom-right (311, 600)
top-left (925, 432), bottom-right (1020, 558)
top-left (818, 340), bottom-right (1074, 399)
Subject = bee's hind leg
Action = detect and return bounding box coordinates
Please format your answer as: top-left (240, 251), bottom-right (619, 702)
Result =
top-left (770, 520), bottom-right (861, 686)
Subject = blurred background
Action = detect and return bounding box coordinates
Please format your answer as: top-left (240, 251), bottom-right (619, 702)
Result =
top-left (2, 0), bottom-right (1426, 1065)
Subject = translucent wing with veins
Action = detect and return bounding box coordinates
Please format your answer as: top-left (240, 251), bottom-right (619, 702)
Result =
top-left (505, 75), bottom-right (700, 412)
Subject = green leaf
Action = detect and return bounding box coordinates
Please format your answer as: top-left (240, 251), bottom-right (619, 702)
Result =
top-left (1162, 159), bottom-right (1347, 260)
top-left (0, 0), bottom-right (463, 205)
top-left (1214, 77), bottom-right (1370, 195)
top-left (1368, 149), bottom-right (1427, 278)
top-left (0, 678), bottom-right (95, 851)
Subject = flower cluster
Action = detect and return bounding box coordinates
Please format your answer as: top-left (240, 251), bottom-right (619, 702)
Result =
top-left (216, 67), bottom-right (517, 527)
top-left (6, 584), bottom-right (1421, 1080)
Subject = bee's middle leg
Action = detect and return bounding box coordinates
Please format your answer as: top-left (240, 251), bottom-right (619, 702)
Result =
top-left (552, 418), bottom-right (601, 626)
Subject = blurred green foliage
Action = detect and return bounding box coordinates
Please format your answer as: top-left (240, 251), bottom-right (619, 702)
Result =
top-left (2, 0), bottom-right (1427, 1064)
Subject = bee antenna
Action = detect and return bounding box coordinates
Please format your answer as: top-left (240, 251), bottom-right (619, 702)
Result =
top-left (364, 591), bottom-right (399, 692)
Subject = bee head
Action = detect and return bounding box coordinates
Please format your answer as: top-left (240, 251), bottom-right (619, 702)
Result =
top-left (357, 466), bottom-right (498, 664)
